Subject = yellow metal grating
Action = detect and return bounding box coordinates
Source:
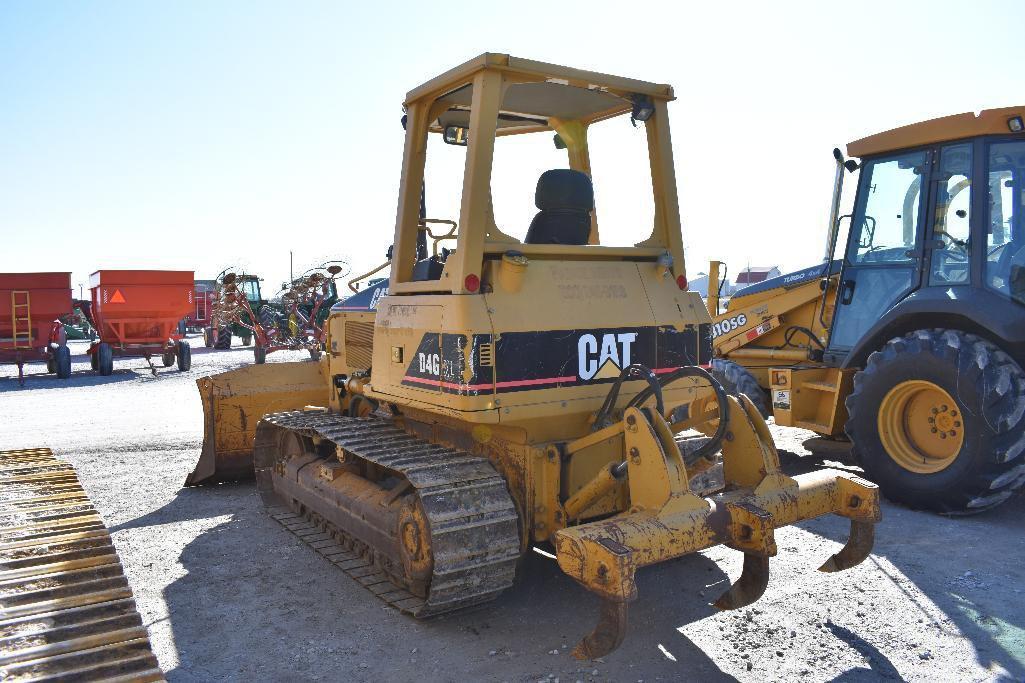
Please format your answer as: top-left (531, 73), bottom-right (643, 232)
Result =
top-left (10, 291), bottom-right (32, 349)
top-left (0, 448), bottom-right (164, 682)
top-left (344, 320), bottom-right (374, 370)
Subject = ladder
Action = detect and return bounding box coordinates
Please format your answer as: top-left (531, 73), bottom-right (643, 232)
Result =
top-left (10, 290), bottom-right (31, 348)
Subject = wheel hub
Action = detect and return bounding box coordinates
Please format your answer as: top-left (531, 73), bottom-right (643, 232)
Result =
top-left (878, 380), bottom-right (964, 474)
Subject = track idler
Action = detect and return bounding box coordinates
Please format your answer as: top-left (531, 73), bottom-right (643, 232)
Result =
top-left (554, 392), bottom-right (882, 660)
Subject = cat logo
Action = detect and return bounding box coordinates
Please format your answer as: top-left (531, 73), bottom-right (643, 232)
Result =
top-left (369, 285), bottom-right (389, 310)
top-left (577, 332), bottom-right (638, 381)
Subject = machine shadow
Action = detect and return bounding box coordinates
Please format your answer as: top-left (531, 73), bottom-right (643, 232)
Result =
top-left (154, 483), bottom-right (738, 682)
top-left (825, 623), bottom-right (905, 682)
top-left (0, 367), bottom-right (137, 392)
top-left (780, 442), bottom-right (1025, 680)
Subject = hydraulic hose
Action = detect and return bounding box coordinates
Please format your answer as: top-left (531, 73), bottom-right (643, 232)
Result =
top-left (629, 365), bottom-right (731, 464)
top-left (591, 364), bottom-right (663, 431)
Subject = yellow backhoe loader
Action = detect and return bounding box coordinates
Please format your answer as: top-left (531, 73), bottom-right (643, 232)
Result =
top-left (708, 107), bottom-right (1025, 514)
top-left (185, 54), bottom-right (879, 658)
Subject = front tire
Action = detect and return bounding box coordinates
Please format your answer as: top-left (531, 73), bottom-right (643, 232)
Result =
top-left (710, 358), bottom-right (770, 418)
top-left (254, 345), bottom-right (267, 364)
top-left (54, 345), bottom-right (72, 379)
top-left (176, 340), bottom-right (192, 371)
top-left (846, 329), bottom-right (1025, 513)
top-left (97, 342), bottom-right (114, 376)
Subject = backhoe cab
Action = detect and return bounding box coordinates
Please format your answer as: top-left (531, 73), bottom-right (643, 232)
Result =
top-left (710, 106), bottom-right (1025, 513)
top-left (188, 54), bottom-right (879, 658)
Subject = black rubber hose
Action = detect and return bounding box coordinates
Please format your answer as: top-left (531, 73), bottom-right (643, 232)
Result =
top-left (783, 325), bottom-right (825, 350)
top-left (628, 365), bottom-right (731, 463)
top-left (592, 364), bottom-right (663, 431)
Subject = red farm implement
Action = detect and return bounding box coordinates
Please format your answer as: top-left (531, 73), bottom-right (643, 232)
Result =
top-left (252, 262), bottom-right (346, 363)
top-left (0, 272), bottom-right (73, 385)
top-left (86, 270), bottom-right (194, 375)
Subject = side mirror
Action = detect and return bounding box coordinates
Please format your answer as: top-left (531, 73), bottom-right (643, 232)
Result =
top-left (443, 126), bottom-right (469, 146)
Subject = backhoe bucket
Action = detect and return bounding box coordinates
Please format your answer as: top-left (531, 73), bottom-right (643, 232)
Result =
top-left (185, 361), bottom-right (326, 486)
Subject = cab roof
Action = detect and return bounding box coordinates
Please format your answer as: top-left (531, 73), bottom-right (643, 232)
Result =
top-left (847, 105), bottom-right (1025, 158)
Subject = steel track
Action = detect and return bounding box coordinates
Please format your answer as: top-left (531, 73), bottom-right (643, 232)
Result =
top-left (256, 411), bottom-right (522, 618)
top-left (0, 448), bottom-right (163, 682)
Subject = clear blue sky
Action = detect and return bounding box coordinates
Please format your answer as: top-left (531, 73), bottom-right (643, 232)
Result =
top-left (2, 1), bottom-right (1023, 294)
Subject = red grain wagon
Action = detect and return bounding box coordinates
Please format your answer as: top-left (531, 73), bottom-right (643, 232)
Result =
top-left (189, 280), bottom-right (217, 332)
top-left (0, 272), bottom-right (73, 384)
top-left (87, 270), bottom-right (194, 375)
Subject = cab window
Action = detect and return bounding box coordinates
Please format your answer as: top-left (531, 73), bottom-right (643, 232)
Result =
top-left (848, 151), bottom-right (927, 264)
top-left (929, 143), bottom-right (972, 285)
top-left (985, 141), bottom-right (1025, 302)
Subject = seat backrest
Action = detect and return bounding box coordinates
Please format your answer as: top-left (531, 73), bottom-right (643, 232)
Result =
top-left (524, 169), bottom-right (593, 245)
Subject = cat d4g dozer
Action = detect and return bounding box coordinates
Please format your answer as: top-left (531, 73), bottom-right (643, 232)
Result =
top-left (185, 54), bottom-right (879, 658)
top-left (707, 106), bottom-right (1025, 514)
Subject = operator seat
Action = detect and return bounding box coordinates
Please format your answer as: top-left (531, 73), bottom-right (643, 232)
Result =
top-left (524, 169), bottom-right (593, 245)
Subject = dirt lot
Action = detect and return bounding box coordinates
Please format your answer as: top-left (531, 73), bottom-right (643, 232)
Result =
top-left (3, 336), bottom-right (1023, 682)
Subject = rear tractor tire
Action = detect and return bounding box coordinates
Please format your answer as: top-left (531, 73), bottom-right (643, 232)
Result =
top-left (846, 329), bottom-right (1025, 513)
top-left (241, 333), bottom-right (253, 347)
top-left (214, 328), bottom-right (232, 350)
top-left (203, 327), bottom-right (214, 348)
top-left (54, 345), bottom-right (72, 379)
top-left (176, 340), bottom-right (192, 372)
top-left (710, 358), bottom-right (771, 418)
top-left (96, 343), bottom-right (114, 376)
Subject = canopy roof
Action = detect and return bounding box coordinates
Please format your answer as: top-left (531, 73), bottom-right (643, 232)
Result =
top-left (406, 53), bottom-right (674, 136)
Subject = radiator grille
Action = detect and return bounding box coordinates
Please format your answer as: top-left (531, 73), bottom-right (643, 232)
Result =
top-left (344, 320), bottom-right (375, 370)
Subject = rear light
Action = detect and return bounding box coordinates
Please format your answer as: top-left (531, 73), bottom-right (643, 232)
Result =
top-left (464, 274), bottom-right (480, 293)
top-left (676, 275), bottom-right (688, 290)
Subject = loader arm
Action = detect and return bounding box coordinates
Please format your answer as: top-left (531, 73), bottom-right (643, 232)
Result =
top-left (712, 266), bottom-right (840, 361)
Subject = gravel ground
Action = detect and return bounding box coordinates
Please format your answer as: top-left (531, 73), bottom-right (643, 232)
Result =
top-left (2, 335), bottom-right (1024, 682)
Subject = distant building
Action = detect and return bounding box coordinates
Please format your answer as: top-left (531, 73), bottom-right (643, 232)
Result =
top-left (735, 266), bottom-right (781, 287)
top-left (688, 272), bottom-right (733, 298)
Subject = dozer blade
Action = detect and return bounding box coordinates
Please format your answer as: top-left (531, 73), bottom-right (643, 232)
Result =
top-left (185, 361), bottom-right (326, 486)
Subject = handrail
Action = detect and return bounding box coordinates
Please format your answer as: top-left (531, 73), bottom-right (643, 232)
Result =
top-left (348, 260), bottom-right (391, 294)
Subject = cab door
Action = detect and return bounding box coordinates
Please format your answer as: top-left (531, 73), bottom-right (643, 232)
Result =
top-left (827, 149), bottom-right (931, 352)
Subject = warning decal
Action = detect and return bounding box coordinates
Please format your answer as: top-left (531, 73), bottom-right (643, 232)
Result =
top-left (110, 289), bottom-right (126, 303)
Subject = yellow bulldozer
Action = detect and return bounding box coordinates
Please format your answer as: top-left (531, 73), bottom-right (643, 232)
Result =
top-left (707, 107), bottom-right (1025, 514)
top-left (185, 54), bottom-right (879, 658)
